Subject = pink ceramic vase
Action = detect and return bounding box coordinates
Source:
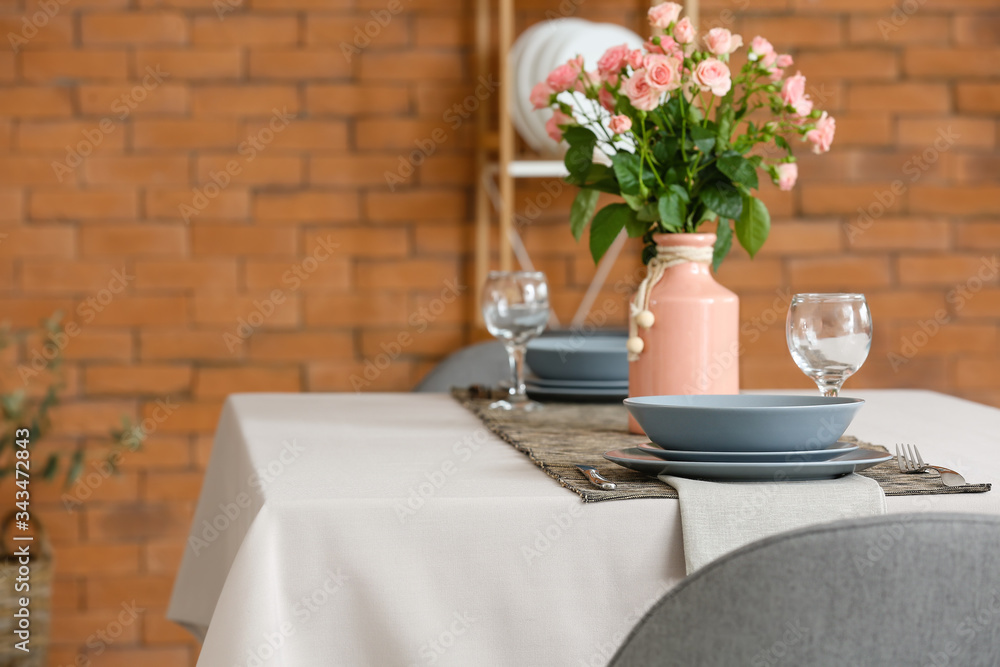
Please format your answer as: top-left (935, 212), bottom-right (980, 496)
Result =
top-left (627, 233), bottom-right (740, 434)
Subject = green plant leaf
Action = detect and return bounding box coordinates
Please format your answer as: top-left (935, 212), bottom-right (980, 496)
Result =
top-left (625, 213), bottom-right (648, 238)
top-left (584, 164), bottom-right (619, 194)
top-left (657, 190), bottom-right (687, 232)
top-left (611, 153), bottom-right (642, 196)
top-left (689, 125), bottom-right (717, 154)
top-left (589, 203), bottom-right (634, 263)
top-left (569, 189), bottom-right (600, 242)
top-left (700, 181), bottom-right (743, 220)
top-left (562, 126), bottom-right (598, 183)
top-left (735, 194), bottom-right (771, 258)
top-left (717, 151), bottom-right (759, 190)
top-left (713, 220), bottom-right (733, 272)
top-left (653, 137), bottom-right (680, 165)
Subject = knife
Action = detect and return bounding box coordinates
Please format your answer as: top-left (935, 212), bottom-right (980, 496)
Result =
top-left (575, 464), bottom-right (617, 490)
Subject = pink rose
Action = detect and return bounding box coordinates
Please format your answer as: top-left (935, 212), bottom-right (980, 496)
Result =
top-left (648, 2), bottom-right (682, 29)
top-left (749, 36), bottom-right (774, 60)
top-left (805, 112), bottom-right (836, 154)
top-left (608, 114), bottom-right (632, 134)
top-left (545, 109), bottom-right (575, 143)
top-left (574, 70), bottom-right (600, 94)
top-left (704, 28), bottom-right (742, 56)
top-left (777, 54), bottom-right (793, 68)
top-left (643, 53), bottom-right (682, 92)
top-left (775, 162), bottom-right (798, 191)
top-left (623, 71), bottom-right (662, 111)
top-left (627, 49), bottom-right (645, 70)
top-left (780, 72), bottom-right (813, 117)
top-left (546, 56), bottom-right (583, 93)
top-left (530, 82), bottom-right (554, 110)
top-left (673, 17), bottom-right (694, 44)
top-left (693, 58), bottom-right (731, 97)
top-left (597, 44), bottom-right (629, 77)
top-left (598, 87), bottom-right (617, 112)
top-left (645, 36), bottom-right (683, 59)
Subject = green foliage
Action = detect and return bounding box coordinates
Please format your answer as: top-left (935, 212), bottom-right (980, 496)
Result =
top-left (589, 203), bottom-right (637, 263)
top-left (0, 315), bottom-right (145, 488)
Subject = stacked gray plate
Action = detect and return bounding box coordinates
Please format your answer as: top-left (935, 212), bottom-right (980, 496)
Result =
top-left (524, 334), bottom-right (628, 401)
top-left (604, 395), bottom-right (893, 481)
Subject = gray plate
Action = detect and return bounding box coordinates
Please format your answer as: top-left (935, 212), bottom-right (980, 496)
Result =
top-left (637, 441), bottom-right (860, 463)
top-left (526, 335), bottom-right (627, 382)
top-left (527, 376), bottom-right (630, 389)
top-left (603, 447), bottom-right (893, 481)
top-left (526, 383), bottom-right (628, 402)
top-left (624, 394), bottom-right (865, 452)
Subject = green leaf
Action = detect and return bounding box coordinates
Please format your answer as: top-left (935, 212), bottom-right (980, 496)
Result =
top-left (653, 137), bottom-right (680, 165)
top-left (735, 194), bottom-right (771, 258)
top-left (564, 144), bottom-right (594, 183)
top-left (589, 204), bottom-right (633, 263)
top-left (657, 190), bottom-right (687, 232)
top-left (689, 125), bottom-right (717, 155)
top-left (636, 203), bottom-right (659, 223)
top-left (774, 135), bottom-right (791, 152)
top-left (563, 125), bottom-right (597, 147)
top-left (716, 151), bottom-right (759, 190)
top-left (569, 189), bottom-right (600, 242)
top-left (713, 220), bottom-right (733, 272)
top-left (625, 212), bottom-right (648, 238)
top-left (700, 181), bottom-right (743, 220)
top-left (611, 153), bottom-right (642, 196)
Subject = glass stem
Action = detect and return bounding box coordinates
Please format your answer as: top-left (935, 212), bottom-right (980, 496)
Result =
top-left (815, 380), bottom-right (841, 397)
top-left (505, 342), bottom-right (528, 403)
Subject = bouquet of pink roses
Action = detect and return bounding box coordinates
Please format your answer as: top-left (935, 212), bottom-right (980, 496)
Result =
top-left (531, 2), bottom-right (836, 269)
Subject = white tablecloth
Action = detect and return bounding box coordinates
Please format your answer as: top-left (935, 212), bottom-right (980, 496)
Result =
top-left (168, 390), bottom-right (1000, 666)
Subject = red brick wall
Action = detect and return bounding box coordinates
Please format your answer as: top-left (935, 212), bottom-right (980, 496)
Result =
top-left (0, 0), bottom-right (996, 664)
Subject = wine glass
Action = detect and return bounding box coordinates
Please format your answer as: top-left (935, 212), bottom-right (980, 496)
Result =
top-left (786, 293), bottom-right (872, 397)
top-left (481, 271), bottom-right (550, 410)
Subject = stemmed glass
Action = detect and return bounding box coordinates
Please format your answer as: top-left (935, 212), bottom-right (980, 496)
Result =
top-left (786, 293), bottom-right (873, 397)
top-left (481, 271), bottom-right (550, 411)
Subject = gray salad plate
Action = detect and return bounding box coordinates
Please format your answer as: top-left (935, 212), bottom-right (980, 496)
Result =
top-left (624, 394), bottom-right (865, 452)
top-left (603, 447), bottom-right (892, 481)
top-left (637, 441), bottom-right (860, 463)
top-left (525, 335), bottom-right (627, 382)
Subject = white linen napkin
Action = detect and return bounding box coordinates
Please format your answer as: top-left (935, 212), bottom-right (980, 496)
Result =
top-left (660, 473), bottom-right (886, 574)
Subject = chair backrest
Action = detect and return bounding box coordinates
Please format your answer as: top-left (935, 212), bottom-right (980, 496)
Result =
top-left (413, 340), bottom-right (510, 392)
top-left (611, 513), bottom-right (1000, 667)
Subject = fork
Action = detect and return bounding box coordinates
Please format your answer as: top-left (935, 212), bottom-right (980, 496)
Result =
top-left (895, 444), bottom-right (966, 487)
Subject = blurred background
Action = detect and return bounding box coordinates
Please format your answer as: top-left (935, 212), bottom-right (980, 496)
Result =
top-left (0, 0), bottom-right (997, 664)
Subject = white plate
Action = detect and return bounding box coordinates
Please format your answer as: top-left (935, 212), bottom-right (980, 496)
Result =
top-left (603, 447), bottom-right (893, 481)
top-left (509, 20), bottom-right (557, 154)
top-left (637, 441), bottom-right (861, 463)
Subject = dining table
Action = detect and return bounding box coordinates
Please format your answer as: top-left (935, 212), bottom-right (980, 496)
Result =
top-left (168, 389), bottom-right (1000, 666)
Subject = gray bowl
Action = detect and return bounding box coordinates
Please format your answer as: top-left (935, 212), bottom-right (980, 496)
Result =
top-left (525, 335), bottom-right (628, 382)
top-left (623, 394), bottom-right (865, 452)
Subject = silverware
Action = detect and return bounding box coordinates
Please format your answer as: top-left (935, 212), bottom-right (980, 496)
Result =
top-left (895, 444), bottom-right (966, 487)
top-left (575, 465), bottom-right (616, 490)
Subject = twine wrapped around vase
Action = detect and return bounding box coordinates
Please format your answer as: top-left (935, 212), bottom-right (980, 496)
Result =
top-left (628, 244), bottom-right (714, 362)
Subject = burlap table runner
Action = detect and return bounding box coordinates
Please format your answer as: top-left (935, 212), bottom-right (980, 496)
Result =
top-left (452, 390), bottom-right (992, 503)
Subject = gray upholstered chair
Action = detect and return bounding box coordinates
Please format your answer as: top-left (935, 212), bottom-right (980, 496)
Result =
top-left (413, 340), bottom-right (510, 392)
top-left (611, 513), bottom-right (1000, 667)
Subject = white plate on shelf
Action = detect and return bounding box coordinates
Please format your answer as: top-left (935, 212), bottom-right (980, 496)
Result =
top-left (637, 441), bottom-right (860, 463)
top-left (603, 447), bottom-right (893, 481)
